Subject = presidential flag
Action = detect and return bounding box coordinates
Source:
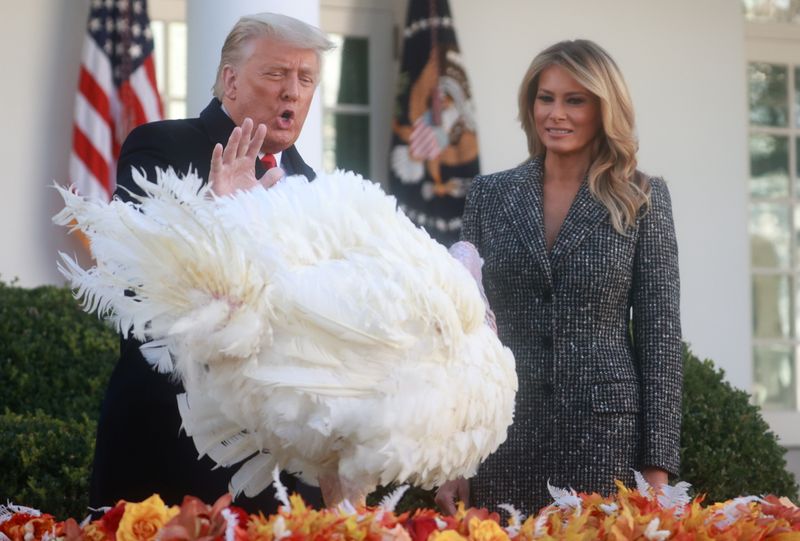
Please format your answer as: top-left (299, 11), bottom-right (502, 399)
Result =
top-left (71, 0), bottom-right (163, 202)
top-left (389, 0), bottom-right (480, 246)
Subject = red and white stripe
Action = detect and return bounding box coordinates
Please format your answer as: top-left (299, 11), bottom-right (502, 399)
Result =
top-left (70, 33), bottom-right (163, 202)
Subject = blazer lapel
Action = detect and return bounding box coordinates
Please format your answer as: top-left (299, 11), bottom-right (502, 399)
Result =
top-left (499, 158), bottom-right (553, 285)
top-left (548, 179), bottom-right (608, 271)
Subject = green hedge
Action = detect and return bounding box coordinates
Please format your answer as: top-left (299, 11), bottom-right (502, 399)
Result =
top-left (0, 412), bottom-right (95, 519)
top-left (0, 282), bottom-right (797, 519)
top-left (680, 344), bottom-right (798, 503)
top-left (0, 281), bottom-right (117, 422)
top-left (0, 281), bottom-right (117, 519)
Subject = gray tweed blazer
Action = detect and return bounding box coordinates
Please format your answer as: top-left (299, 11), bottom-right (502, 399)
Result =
top-left (463, 156), bottom-right (682, 514)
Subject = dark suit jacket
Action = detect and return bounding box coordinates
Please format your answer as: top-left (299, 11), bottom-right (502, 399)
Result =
top-left (463, 156), bottom-right (682, 514)
top-left (89, 98), bottom-right (321, 513)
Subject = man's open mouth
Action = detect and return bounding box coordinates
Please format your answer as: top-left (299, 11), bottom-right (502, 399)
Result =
top-left (277, 110), bottom-right (294, 129)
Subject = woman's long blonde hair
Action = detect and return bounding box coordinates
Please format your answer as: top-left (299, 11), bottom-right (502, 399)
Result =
top-left (519, 39), bottom-right (649, 233)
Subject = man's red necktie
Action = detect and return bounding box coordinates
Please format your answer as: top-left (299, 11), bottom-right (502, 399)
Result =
top-left (260, 153), bottom-right (277, 170)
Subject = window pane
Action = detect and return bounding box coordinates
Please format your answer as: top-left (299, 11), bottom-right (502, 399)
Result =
top-left (167, 22), bottom-right (187, 99)
top-left (338, 37), bottom-right (369, 105)
top-left (151, 20), bottom-right (165, 94)
top-left (794, 205), bottom-right (800, 268)
top-left (748, 62), bottom-right (788, 127)
top-left (751, 202), bottom-right (790, 268)
top-left (749, 134), bottom-right (790, 197)
top-left (796, 67), bottom-right (800, 128)
top-left (752, 274), bottom-right (791, 338)
top-left (323, 35), bottom-right (368, 107)
top-left (743, 0), bottom-right (800, 23)
top-left (323, 111), bottom-right (370, 177)
top-left (753, 344), bottom-right (796, 410)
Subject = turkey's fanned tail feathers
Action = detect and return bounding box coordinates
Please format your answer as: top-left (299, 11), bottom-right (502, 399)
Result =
top-left (55, 167), bottom-right (517, 501)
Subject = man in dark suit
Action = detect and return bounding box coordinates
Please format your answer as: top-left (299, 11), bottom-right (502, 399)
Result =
top-left (89, 12), bottom-right (333, 513)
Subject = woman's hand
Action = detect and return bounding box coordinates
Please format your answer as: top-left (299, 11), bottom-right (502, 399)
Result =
top-left (209, 117), bottom-right (283, 197)
top-left (643, 467), bottom-right (669, 489)
top-left (448, 241), bottom-right (497, 333)
top-left (435, 477), bottom-right (469, 516)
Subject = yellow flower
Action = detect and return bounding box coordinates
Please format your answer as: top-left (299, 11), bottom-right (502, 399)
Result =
top-left (429, 530), bottom-right (468, 541)
top-left (116, 495), bottom-right (179, 541)
top-left (246, 513), bottom-right (274, 541)
top-left (467, 518), bottom-right (508, 541)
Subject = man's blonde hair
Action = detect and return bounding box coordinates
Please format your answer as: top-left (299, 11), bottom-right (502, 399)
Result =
top-left (212, 13), bottom-right (335, 99)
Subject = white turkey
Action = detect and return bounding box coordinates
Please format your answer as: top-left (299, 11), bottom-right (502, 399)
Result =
top-left (54, 166), bottom-right (517, 507)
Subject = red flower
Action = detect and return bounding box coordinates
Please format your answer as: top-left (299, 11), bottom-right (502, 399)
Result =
top-left (0, 513), bottom-right (57, 541)
top-left (406, 516), bottom-right (439, 541)
top-left (100, 501), bottom-right (127, 540)
top-left (759, 495), bottom-right (800, 529)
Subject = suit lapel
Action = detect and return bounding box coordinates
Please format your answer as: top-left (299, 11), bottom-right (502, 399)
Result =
top-left (548, 179), bottom-right (608, 271)
top-left (499, 158), bottom-right (553, 284)
top-left (281, 145), bottom-right (316, 179)
top-left (200, 98), bottom-right (236, 147)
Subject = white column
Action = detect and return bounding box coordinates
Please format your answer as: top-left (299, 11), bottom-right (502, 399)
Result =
top-left (186, 0), bottom-right (322, 172)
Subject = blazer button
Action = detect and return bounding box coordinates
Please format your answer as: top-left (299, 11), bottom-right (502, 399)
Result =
top-left (541, 289), bottom-right (553, 303)
top-left (542, 335), bottom-right (553, 349)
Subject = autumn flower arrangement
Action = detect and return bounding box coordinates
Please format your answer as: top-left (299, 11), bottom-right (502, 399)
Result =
top-left (2, 475), bottom-right (798, 541)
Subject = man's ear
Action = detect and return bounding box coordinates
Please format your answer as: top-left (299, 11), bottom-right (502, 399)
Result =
top-left (222, 65), bottom-right (237, 100)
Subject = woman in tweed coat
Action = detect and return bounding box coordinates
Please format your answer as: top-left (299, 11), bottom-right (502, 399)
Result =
top-left (437, 40), bottom-right (682, 515)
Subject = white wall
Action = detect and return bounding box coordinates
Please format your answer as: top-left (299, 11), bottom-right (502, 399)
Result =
top-left (439, 0), bottom-right (751, 390)
top-left (0, 1), bottom-right (90, 287)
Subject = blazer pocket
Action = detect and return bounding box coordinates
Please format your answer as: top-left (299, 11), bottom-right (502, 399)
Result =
top-left (592, 381), bottom-right (641, 414)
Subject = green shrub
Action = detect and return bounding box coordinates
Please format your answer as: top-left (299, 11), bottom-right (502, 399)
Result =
top-left (0, 281), bottom-right (117, 421)
top-left (0, 281), bottom-right (117, 518)
top-left (680, 344), bottom-right (799, 503)
top-left (0, 411), bottom-right (96, 520)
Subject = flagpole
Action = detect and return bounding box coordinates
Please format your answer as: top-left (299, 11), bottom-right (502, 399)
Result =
top-left (429, 0), bottom-right (442, 127)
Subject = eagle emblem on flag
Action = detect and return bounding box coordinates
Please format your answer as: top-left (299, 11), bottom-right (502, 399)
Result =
top-left (389, 0), bottom-right (480, 245)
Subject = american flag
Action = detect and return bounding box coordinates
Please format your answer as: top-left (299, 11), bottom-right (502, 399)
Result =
top-left (71, 0), bottom-right (163, 201)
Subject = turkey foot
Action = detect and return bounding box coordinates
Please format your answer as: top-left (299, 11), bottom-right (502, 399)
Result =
top-left (318, 473), bottom-right (367, 508)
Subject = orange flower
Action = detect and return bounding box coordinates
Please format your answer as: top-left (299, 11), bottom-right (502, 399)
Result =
top-left (0, 513), bottom-right (56, 541)
top-left (82, 522), bottom-right (108, 541)
top-left (55, 518), bottom-right (84, 541)
top-left (116, 495), bottom-right (179, 541)
top-left (158, 494), bottom-right (242, 541)
top-left (459, 509), bottom-right (499, 537)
